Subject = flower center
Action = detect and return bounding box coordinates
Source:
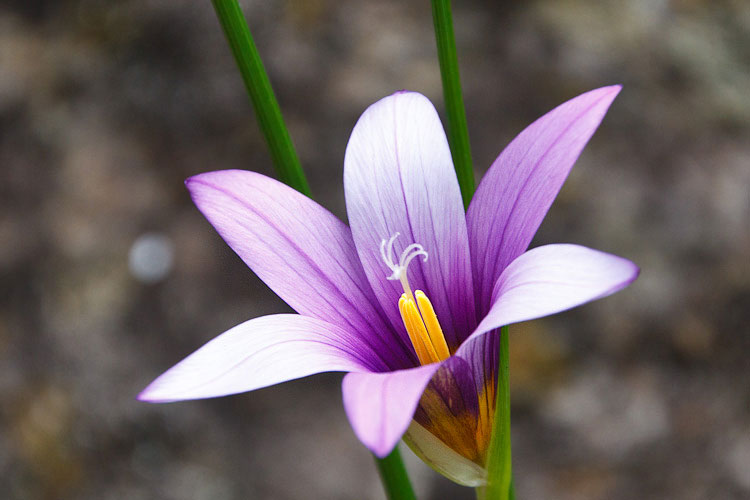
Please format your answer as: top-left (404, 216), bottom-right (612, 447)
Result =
top-left (380, 233), bottom-right (451, 365)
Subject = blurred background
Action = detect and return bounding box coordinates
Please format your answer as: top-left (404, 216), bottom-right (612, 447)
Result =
top-left (1, 0), bottom-right (749, 498)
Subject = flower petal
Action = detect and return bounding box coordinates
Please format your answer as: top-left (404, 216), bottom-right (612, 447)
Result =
top-left (342, 363), bottom-right (442, 457)
top-left (404, 356), bottom-right (491, 486)
top-left (138, 314), bottom-right (373, 403)
top-left (344, 91), bottom-right (476, 350)
top-left (187, 170), bottom-right (412, 370)
top-left (459, 244), bottom-right (639, 351)
top-left (403, 421), bottom-right (487, 487)
top-left (454, 327), bottom-right (499, 441)
top-left (467, 86), bottom-right (621, 313)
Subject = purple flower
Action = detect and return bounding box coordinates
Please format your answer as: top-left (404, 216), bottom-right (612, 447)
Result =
top-left (139, 87), bottom-right (638, 485)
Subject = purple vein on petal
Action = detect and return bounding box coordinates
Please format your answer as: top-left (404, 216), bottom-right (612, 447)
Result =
top-left (391, 93), bottom-right (474, 348)
top-left (481, 92), bottom-right (613, 304)
top-left (192, 179), bottom-right (401, 371)
top-left (172, 338), bottom-right (367, 397)
top-left (342, 364), bottom-right (443, 457)
top-left (411, 123), bottom-right (462, 348)
top-left (345, 92), bottom-right (475, 353)
top-left (139, 314), bottom-right (375, 403)
top-left (188, 172), bottom-right (414, 371)
top-left (468, 86), bottom-right (622, 315)
top-left (461, 243), bottom-right (639, 349)
top-left (392, 98), bottom-right (431, 327)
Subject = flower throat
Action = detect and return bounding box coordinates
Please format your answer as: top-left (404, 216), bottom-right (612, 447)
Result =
top-left (380, 233), bottom-right (450, 365)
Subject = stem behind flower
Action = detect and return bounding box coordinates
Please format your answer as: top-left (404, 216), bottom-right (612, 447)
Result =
top-left (479, 325), bottom-right (513, 499)
top-left (430, 0), bottom-right (475, 209)
top-left (374, 446), bottom-right (417, 500)
top-left (211, 0), bottom-right (311, 196)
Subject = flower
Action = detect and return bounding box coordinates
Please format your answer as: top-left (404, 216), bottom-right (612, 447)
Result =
top-left (138, 86), bottom-right (638, 485)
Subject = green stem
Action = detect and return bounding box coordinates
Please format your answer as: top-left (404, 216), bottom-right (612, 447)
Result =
top-left (374, 447), bottom-right (417, 500)
top-left (210, 0), bottom-right (311, 196)
top-left (430, 0), bottom-right (475, 208)
top-left (478, 326), bottom-right (513, 499)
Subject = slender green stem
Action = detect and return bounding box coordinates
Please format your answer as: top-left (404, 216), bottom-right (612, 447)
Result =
top-left (374, 447), bottom-right (417, 500)
top-left (430, 0), bottom-right (475, 208)
top-left (211, 0), bottom-right (311, 196)
top-left (478, 326), bottom-right (513, 499)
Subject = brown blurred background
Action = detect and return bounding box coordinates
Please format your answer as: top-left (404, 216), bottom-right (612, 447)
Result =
top-left (1, 0), bottom-right (749, 498)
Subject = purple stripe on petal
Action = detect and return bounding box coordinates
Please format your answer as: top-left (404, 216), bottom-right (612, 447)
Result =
top-left (412, 357), bottom-right (485, 461)
top-left (419, 356), bottom-right (479, 423)
top-left (454, 327), bottom-right (499, 428)
top-left (342, 363), bottom-right (442, 457)
top-left (187, 170), bottom-right (413, 370)
top-left (138, 314), bottom-right (374, 403)
top-left (344, 92), bottom-right (476, 351)
top-left (458, 244), bottom-right (639, 351)
top-left (467, 86), bottom-right (621, 314)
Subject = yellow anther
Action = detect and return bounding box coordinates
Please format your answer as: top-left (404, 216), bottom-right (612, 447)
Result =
top-left (398, 291), bottom-right (451, 365)
top-left (415, 290), bottom-right (451, 361)
top-left (399, 294), bottom-right (437, 365)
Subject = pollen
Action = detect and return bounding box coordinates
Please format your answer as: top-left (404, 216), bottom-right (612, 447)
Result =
top-left (381, 233), bottom-right (451, 365)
